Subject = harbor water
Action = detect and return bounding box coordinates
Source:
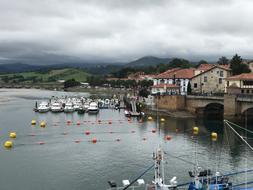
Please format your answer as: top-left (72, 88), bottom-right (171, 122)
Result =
top-left (0, 89), bottom-right (252, 190)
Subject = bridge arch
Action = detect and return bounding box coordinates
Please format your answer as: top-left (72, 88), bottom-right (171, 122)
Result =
top-left (203, 103), bottom-right (224, 119)
top-left (241, 105), bottom-right (253, 115)
top-left (241, 107), bottom-right (253, 128)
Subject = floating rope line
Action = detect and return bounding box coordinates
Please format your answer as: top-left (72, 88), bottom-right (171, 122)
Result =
top-left (122, 163), bottom-right (155, 190)
top-left (225, 120), bottom-right (253, 135)
top-left (233, 180), bottom-right (253, 188)
top-left (224, 120), bottom-right (253, 151)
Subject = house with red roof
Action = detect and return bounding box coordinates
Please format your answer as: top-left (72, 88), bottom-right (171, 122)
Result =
top-left (152, 68), bottom-right (196, 95)
top-left (225, 73), bottom-right (253, 95)
top-left (190, 65), bottom-right (232, 94)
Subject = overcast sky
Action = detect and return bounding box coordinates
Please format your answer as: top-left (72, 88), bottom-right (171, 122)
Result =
top-left (0, 0), bottom-right (253, 64)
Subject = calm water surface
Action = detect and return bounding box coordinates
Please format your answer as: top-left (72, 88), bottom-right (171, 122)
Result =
top-left (0, 89), bottom-right (252, 190)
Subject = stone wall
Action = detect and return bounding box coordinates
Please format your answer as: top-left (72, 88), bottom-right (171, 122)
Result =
top-left (223, 94), bottom-right (237, 116)
top-left (156, 95), bottom-right (186, 110)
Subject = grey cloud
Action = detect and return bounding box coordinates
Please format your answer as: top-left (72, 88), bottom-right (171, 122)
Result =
top-left (0, 0), bottom-right (253, 64)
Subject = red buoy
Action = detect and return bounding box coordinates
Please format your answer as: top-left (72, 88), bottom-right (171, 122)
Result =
top-left (67, 120), bottom-right (71, 124)
top-left (98, 120), bottom-right (101, 123)
top-left (92, 138), bottom-right (97, 144)
top-left (77, 121), bottom-right (81, 126)
top-left (108, 121), bottom-right (112, 124)
top-left (165, 135), bottom-right (172, 141)
top-left (38, 141), bottom-right (45, 145)
top-left (85, 131), bottom-right (90, 135)
top-left (152, 129), bottom-right (156, 133)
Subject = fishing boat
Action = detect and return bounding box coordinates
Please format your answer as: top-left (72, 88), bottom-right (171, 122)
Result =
top-left (124, 110), bottom-right (131, 117)
top-left (107, 147), bottom-right (178, 190)
top-left (84, 102), bottom-right (90, 112)
top-left (176, 120), bottom-right (253, 190)
top-left (77, 106), bottom-right (85, 114)
top-left (187, 168), bottom-right (232, 190)
top-left (50, 102), bottom-right (63, 113)
top-left (64, 102), bottom-right (75, 113)
top-left (37, 101), bottom-right (50, 113)
top-left (88, 102), bottom-right (99, 114)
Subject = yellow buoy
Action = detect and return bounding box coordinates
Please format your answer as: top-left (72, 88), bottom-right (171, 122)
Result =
top-left (193, 127), bottom-right (199, 135)
top-left (9, 132), bottom-right (16, 139)
top-left (40, 121), bottom-right (46, 128)
top-left (160, 118), bottom-right (165, 122)
top-left (148, 116), bottom-right (153, 121)
top-left (4, 141), bottom-right (13, 149)
top-left (211, 132), bottom-right (218, 141)
top-left (31, 119), bottom-right (36, 125)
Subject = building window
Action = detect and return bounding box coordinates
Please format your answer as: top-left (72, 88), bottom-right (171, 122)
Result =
top-left (219, 78), bottom-right (222, 84)
top-left (227, 81), bottom-right (229, 86)
top-left (243, 80), bottom-right (253, 86)
top-left (247, 89), bottom-right (250, 94)
top-left (220, 71), bottom-right (224, 77)
top-left (217, 71), bottom-right (219, 74)
top-left (241, 89), bottom-right (244, 94)
top-left (204, 76), bottom-right (207, 82)
top-left (194, 83), bottom-right (197, 88)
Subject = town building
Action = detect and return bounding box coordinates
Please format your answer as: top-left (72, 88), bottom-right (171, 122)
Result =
top-left (226, 73), bottom-right (253, 95)
top-left (152, 68), bottom-right (195, 95)
top-left (190, 65), bottom-right (231, 94)
top-left (151, 84), bottom-right (180, 95)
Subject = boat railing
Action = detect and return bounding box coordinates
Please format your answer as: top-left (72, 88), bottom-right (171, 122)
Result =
top-left (106, 185), bottom-right (144, 190)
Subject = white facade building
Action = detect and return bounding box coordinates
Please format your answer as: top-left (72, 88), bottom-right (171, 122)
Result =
top-left (152, 68), bottom-right (195, 95)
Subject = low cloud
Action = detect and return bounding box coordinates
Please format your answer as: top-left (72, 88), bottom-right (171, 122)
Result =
top-left (0, 0), bottom-right (253, 64)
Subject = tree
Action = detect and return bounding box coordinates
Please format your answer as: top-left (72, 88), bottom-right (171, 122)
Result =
top-left (230, 54), bottom-right (251, 75)
top-left (1, 76), bottom-right (9, 83)
top-left (169, 58), bottom-right (192, 68)
top-left (64, 79), bottom-right (80, 88)
top-left (138, 88), bottom-right (150, 98)
top-left (217, 56), bottom-right (229, 65)
top-left (198, 60), bottom-right (208, 65)
top-left (187, 82), bottom-right (192, 95)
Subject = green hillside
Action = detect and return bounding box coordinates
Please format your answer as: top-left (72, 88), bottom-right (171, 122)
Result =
top-left (0, 68), bottom-right (90, 84)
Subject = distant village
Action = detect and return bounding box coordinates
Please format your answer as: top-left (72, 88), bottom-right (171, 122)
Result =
top-left (106, 56), bottom-right (253, 97)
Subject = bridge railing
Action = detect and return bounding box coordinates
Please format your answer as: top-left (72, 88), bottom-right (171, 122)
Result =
top-left (188, 92), bottom-right (224, 97)
top-left (186, 94), bottom-right (224, 100)
top-left (237, 94), bottom-right (253, 102)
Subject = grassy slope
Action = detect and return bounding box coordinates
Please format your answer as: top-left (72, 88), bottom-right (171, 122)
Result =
top-left (0, 68), bottom-right (90, 82)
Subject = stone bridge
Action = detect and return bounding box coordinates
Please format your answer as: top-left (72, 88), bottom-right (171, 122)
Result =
top-left (156, 94), bottom-right (253, 117)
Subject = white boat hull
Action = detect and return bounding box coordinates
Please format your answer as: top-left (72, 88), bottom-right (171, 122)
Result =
top-left (38, 108), bottom-right (50, 113)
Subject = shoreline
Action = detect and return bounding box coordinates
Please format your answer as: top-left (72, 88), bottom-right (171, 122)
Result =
top-left (145, 107), bottom-right (196, 119)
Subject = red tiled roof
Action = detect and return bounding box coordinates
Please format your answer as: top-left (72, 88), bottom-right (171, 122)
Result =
top-left (156, 68), bottom-right (196, 79)
top-left (192, 64), bottom-right (231, 79)
top-left (226, 73), bottom-right (253, 80)
top-left (197, 64), bottom-right (230, 71)
top-left (151, 84), bottom-right (180, 88)
top-left (197, 64), bottom-right (214, 71)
